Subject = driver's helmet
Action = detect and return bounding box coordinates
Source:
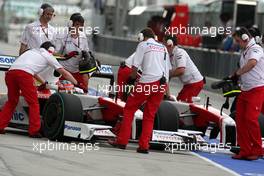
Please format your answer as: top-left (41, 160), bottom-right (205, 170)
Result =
top-left (58, 80), bottom-right (74, 93)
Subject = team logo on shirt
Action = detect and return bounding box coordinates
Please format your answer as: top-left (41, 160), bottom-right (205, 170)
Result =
top-left (147, 43), bottom-right (165, 52)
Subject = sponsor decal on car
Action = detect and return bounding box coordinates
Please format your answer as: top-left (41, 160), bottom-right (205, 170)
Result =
top-left (99, 65), bottom-right (113, 74)
top-left (12, 111), bottom-right (25, 121)
top-left (93, 129), bottom-right (115, 137)
top-left (64, 124), bottom-right (81, 132)
top-left (0, 55), bottom-right (16, 66)
top-left (152, 130), bottom-right (184, 143)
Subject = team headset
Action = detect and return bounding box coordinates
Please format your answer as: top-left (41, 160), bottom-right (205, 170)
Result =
top-left (38, 4), bottom-right (55, 17)
top-left (241, 33), bottom-right (249, 41)
top-left (47, 46), bottom-right (55, 54)
top-left (67, 13), bottom-right (82, 27)
top-left (166, 39), bottom-right (174, 46)
top-left (138, 33), bottom-right (144, 42)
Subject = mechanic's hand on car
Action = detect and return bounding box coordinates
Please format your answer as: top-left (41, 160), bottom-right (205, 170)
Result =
top-left (64, 51), bottom-right (79, 60)
top-left (75, 82), bottom-right (88, 93)
top-left (229, 72), bottom-right (239, 83)
top-left (37, 81), bottom-right (48, 91)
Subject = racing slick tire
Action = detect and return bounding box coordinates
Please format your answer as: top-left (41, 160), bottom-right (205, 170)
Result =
top-left (154, 101), bottom-right (179, 131)
top-left (151, 101), bottom-right (179, 150)
top-left (42, 93), bottom-right (83, 140)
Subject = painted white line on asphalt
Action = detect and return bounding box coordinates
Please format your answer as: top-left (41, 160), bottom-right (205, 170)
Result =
top-left (191, 152), bottom-right (240, 176)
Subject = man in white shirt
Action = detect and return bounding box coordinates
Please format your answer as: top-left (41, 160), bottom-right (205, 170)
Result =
top-left (0, 42), bottom-right (78, 138)
top-left (232, 27), bottom-right (264, 160)
top-left (55, 13), bottom-right (90, 93)
top-left (165, 35), bottom-right (204, 103)
top-left (109, 28), bottom-right (171, 153)
top-left (19, 3), bottom-right (56, 55)
top-left (19, 3), bottom-right (56, 83)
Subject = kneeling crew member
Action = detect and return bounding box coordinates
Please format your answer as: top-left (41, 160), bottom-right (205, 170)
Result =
top-left (0, 41), bottom-right (78, 137)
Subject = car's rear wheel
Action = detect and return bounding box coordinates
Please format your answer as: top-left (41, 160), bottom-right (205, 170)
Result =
top-left (42, 93), bottom-right (83, 140)
top-left (150, 101), bottom-right (180, 150)
top-left (154, 101), bottom-right (179, 131)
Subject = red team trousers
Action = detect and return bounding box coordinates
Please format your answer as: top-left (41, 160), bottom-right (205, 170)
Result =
top-left (117, 66), bottom-right (133, 100)
top-left (0, 70), bottom-right (40, 135)
top-left (177, 80), bottom-right (204, 103)
top-left (117, 80), bottom-right (167, 149)
top-left (236, 86), bottom-right (264, 157)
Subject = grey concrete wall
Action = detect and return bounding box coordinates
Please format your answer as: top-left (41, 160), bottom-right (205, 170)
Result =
top-left (94, 34), bottom-right (241, 79)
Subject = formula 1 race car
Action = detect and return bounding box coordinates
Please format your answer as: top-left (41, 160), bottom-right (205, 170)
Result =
top-left (0, 54), bottom-right (237, 148)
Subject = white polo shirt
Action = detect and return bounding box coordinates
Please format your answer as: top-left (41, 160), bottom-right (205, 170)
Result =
top-left (171, 46), bottom-right (203, 85)
top-left (133, 38), bottom-right (171, 83)
top-left (20, 20), bottom-right (56, 49)
top-left (125, 52), bottom-right (142, 71)
top-left (240, 39), bottom-right (264, 91)
top-left (10, 48), bottom-right (62, 76)
top-left (125, 53), bottom-right (135, 68)
top-left (55, 31), bottom-right (89, 73)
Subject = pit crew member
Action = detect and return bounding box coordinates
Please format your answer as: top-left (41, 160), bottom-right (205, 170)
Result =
top-left (108, 28), bottom-right (171, 153)
top-left (232, 27), bottom-right (264, 160)
top-left (19, 3), bottom-right (56, 55)
top-left (19, 3), bottom-right (57, 83)
top-left (0, 41), bottom-right (78, 138)
top-left (55, 13), bottom-right (90, 93)
top-left (165, 35), bottom-right (204, 103)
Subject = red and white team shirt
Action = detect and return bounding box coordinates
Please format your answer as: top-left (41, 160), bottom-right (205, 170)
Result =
top-left (171, 46), bottom-right (203, 85)
top-left (20, 20), bottom-right (56, 49)
top-left (240, 38), bottom-right (264, 91)
top-left (133, 38), bottom-right (171, 83)
top-left (55, 31), bottom-right (89, 73)
top-left (10, 48), bottom-right (62, 75)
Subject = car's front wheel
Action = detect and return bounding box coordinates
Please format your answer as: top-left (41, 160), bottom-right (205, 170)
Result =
top-left (42, 93), bottom-right (83, 140)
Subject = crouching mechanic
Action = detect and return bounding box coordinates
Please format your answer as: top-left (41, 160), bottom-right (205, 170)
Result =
top-left (165, 35), bottom-right (204, 103)
top-left (108, 28), bottom-right (171, 153)
top-left (0, 41), bottom-right (78, 138)
top-left (231, 27), bottom-right (264, 160)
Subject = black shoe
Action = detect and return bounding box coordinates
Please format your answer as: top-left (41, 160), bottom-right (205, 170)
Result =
top-left (137, 147), bottom-right (149, 154)
top-left (29, 132), bottom-right (42, 138)
top-left (108, 139), bottom-right (126, 149)
top-left (0, 129), bottom-right (5, 134)
top-left (230, 146), bottom-right (240, 154)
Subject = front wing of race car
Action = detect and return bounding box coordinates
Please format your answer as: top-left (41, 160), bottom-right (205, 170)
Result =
top-left (63, 121), bottom-right (207, 146)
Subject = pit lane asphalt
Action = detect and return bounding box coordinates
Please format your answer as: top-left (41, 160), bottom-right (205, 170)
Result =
top-left (0, 41), bottom-right (234, 176)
